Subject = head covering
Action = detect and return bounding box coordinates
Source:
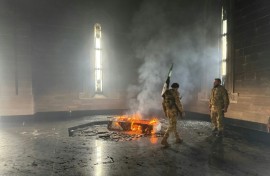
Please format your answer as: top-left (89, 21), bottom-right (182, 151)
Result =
top-left (171, 83), bottom-right (179, 88)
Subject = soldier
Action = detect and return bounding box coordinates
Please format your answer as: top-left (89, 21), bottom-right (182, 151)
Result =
top-left (209, 78), bottom-right (230, 137)
top-left (161, 82), bottom-right (184, 147)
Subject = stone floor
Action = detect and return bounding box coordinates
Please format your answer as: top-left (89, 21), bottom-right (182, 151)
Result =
top-left (0, 114), bottom-right (270, 176)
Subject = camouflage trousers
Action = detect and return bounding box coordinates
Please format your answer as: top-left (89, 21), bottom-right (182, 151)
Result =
top-left (164, 109), bottom-right (180, 139)
top-left (210, 107), bottom-right (224, 131)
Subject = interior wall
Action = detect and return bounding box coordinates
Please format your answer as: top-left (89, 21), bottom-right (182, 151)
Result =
top-left (226, 0), bottom-right (270, 124)
top-left (0, 0), bottom-right (141, 116)
top-left (0, 3), bottom-right (34, 116)
top-left (187, 0), bottom-right (270, 130)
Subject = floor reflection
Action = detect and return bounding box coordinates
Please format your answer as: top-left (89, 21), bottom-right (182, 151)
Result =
top-left (208, 136), bottom-right (224, 167)
top-left (94, 140), bottom-right (104, 176)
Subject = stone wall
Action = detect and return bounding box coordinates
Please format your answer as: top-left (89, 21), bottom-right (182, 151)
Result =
top-left (0, 6), bottom-right (34, 116)
top-left (187, 0), bottom-right (270, 130)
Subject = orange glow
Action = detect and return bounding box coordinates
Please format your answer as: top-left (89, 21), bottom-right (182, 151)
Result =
top-left (150, 135), bottom-right (158, 144)
top-left (113, 113), bottom-right (159, 134)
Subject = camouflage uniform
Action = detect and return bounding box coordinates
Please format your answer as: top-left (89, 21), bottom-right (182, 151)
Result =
top-left (209, 85), bottom-right (229, 132)
top-left (161, 88), bottom-right (184, 145)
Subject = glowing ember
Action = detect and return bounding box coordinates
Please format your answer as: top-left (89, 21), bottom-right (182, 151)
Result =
top-left (107, 113), bottom-right (160, 134)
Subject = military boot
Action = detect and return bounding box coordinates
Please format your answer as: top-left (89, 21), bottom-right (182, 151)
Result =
top-left (212, 127), bottom-right (218, 135)
top-left (175, 138), bottom-right (183, 144)
top-left (161, 137), bottom-right (170, 147)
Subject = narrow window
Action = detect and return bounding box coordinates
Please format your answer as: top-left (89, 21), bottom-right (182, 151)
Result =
top-left (94, 23), bottom-right (102, 93)
top-left (221, 7), bottom-right (227, 83)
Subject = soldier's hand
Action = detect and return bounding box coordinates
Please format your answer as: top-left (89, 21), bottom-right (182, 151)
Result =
top-left (223, 106), bottom-right (228, 113)
top-left (178, 111), bottom-right (185, 120)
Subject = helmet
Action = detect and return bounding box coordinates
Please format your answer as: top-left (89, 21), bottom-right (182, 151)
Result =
top-left (171, 83), bottom-right (179, 88)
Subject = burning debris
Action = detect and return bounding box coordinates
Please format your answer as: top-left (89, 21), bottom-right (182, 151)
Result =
top-left (69, 114), bottom-right (164, 142)
top-left (107, 113), bottom-right (161, 134)
top-left (70, 124), bottom-right (163, 142)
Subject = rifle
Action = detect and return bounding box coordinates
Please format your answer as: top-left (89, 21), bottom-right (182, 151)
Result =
top-left (161, 64), bottom-right (173, 96)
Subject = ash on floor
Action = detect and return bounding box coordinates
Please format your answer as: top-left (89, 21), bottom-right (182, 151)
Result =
top-left (0, 116), bottom-right (270, 176)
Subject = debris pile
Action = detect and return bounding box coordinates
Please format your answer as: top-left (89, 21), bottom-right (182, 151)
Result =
top-left (70, 124), bottom-right (164, 142)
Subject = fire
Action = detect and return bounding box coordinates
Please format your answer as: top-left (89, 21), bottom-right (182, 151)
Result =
top-left (108, 113), bottom-right (160, 134)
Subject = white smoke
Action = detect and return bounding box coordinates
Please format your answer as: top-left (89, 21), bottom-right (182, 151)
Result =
top-left (127, 0), bottom-right (220, 116)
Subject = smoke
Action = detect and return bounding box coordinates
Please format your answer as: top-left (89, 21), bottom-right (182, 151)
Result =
top-left (127, 0), bottom-right (220, 116)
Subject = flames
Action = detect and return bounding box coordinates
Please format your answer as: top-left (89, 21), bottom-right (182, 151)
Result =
top-left (109, 113), bottom-right (160, 134)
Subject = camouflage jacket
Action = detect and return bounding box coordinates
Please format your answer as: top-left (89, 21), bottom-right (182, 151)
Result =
top-left (162, 89), bottom-right (183, 113)
top-left (209, 85), bottom-right (230, 109)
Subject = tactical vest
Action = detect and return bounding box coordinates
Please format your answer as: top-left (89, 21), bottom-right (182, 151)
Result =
top-left (164, 89), bottom-right (176, 109)
top-left (210, 85), bottom-right (229, 108)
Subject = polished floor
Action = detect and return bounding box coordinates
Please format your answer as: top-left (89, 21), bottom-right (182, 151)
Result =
top-left (0, 114), bottom-right (269, 176)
